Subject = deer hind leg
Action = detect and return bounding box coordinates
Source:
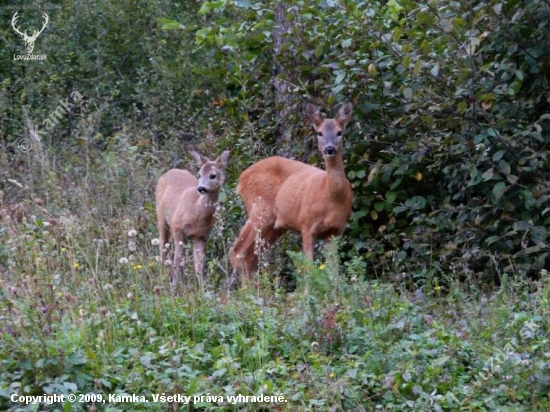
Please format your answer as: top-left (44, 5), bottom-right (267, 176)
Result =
top-left (230, 206), bottom-right (282, 282)
top-left (301, 231), bottom-right (317, 261)
top-left (193, 238), bottom-right (207, 280)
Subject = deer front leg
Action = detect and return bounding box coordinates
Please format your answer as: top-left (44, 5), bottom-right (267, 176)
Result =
top-left (171, 229), bottom-right (185, 286)
top-left (193, 238), bottom-right (207, 280)
top-left (158, 220), bottom-right (170, 262)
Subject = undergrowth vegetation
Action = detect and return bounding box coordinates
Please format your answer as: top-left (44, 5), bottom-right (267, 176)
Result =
top-left (1, 0), bottom-right (550, 410)
top-left (1, 146), bottom-right (550, 410)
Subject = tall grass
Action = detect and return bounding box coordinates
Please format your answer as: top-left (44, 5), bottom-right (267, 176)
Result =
top-left (1, 127), bottom-right (549, 411)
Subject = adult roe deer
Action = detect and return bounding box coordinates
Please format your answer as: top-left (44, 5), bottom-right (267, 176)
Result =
top-left (230, 102), bottom-right (353, 281)
top-left (155, 150), bottom-right (230, 285)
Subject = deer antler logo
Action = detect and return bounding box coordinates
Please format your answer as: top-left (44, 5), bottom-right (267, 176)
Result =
top-left (11, 11), bottom-right (49, 54)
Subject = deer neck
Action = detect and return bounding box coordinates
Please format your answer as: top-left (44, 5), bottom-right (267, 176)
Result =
top-left (324, 154), bottom-right (349, 200)
top-left (197, 190), bottom-right (219, 210)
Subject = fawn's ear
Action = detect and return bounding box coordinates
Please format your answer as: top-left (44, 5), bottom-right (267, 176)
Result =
top-left (190, 151), bottom-right (207, 167)
top-left (216, 150), bottom-right (230, 169)
top-left (335, 102), bottom-right (353, 128)
top-left (305, 103), bottom-right (325, 129)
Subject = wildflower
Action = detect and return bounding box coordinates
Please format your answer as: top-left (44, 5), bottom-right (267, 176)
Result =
top-left (350, 276), bottom-right (357, 283)
top-left (127, 229), bottom-right (137, 237)
top-left (128, 241), bottom-right (137, 251)
top-left (318, 263), bottom-right (325, 270)
top-left (133, 264), bottom-right (143, 270)
top-left (434, 286), bottom-right (442, 291)
top-left (151, 238), bottom-right (160, 246)
top-left (149, 262), bottom-right (155, 267)
top-left (414, 172), bottom-right (422, 181)
top-left (73, 262), bottom-right (80, 269)
top-left (164, 260), bottom-right (172, 266)
top-left (329, 372), bottom-right (335, 379)
top-left (119, 257), bottom-right (129, 265)
top-left (164, 243), bottom-right (170, 249)
top-left (127, 292), bottom-right (134, 299)
top-left (104, 284), bottom-right (113, 290)
top-left (57, 292), bottom-right (62, 297)
top-left (61, 247), bottom-right (66, 252)
top-left (128, 254), bottom-right (135, 261)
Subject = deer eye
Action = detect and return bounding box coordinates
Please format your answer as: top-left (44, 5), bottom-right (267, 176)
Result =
top-left (209, 174), bottom-right (217, 180)
top-left (316, 131), bottom-right (323, 137)
top-left (336, 131), bottom-right (342, 136)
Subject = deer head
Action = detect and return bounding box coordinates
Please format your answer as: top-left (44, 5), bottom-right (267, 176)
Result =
top-left (12, 12), bottom-right (49, 54)
top-left (306, 102), bottom-right (353, 158)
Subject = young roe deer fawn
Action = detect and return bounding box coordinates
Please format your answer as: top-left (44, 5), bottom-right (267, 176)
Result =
top-left (155, 150), bottom-right (230, 285)
top-left (230, 102), bottom-right (353, 282)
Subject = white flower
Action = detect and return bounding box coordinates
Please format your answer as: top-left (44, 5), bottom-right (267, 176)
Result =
top-left (151, 238), bottom-right (160, 246)
top-left (119, 257), bottom-right (129, 264)
top-left (128, 242), bottom-right (137, 251)
top-left (127, 229), bottom-right (137, 237)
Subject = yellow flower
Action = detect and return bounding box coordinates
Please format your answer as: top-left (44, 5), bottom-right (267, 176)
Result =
top-left (414, 172), bottom-right (422, 181)
top-left (133, 264), bottom-right (143, 270)
top-left (434, 286), bottom-right (442, 291)
top-left (318, 263), bottom-right (326, 270)
top-left (329, 372), bottom-right (335, 379)
top-left (61, 247), bottom-right (66, 252)
top-left (73, 263), bottom-right (80, 269)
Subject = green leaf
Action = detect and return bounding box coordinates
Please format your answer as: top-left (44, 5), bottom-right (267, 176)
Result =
top-left (493, 181), bottom-right (507, 200)
top-left (406, 196), bottom-right (427, 210)
top-left (342, 38), bottom-right (352, 48)
top-left (386, 192), bottom-right (397, 203)
top-left (335, 71), bottom-right (346, 84)
top-left (156, 18), bottom-right (183, 30)
top-left (482, 167), bottom-right (494, 181)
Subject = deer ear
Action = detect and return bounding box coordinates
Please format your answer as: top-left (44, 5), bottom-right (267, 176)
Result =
top-left (216, 150), bottom-right (230, 169)
top-left (190, 151), bottom-right (206, 167)
top-left (335, 102), bottom-right (353, 127)
top-left (305, 103), bottom-right (324, 128)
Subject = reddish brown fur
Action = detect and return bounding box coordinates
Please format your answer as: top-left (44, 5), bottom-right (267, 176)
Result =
top-left (155, 150), bottom-right (229, 286)
top-left (230, 102), bottom-right (353, 281)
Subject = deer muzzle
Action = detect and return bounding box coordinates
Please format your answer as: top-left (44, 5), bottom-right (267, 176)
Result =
top-left (324, 146), bottom-right (336, 156)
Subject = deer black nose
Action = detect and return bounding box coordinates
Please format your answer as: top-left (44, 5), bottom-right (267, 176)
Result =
top-left (324, 146), bottom-right (336, 156)
top-left (197, 186), bottom-right (208, 194)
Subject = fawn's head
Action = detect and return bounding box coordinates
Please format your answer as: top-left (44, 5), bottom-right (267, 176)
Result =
top-left (306, 102), bottom-right (353, 158)
top-left (190, 150), bottom-right (230, 194)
